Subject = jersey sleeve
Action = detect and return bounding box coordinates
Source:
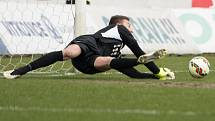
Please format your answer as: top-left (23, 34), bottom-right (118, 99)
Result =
top-left (118, 25), bottom-right (145, 57)
top-left (117, 67), bottom-right (157, 79)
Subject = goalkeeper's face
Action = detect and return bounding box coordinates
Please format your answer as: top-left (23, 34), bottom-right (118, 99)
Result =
top-left (120, 19), bottom-right (133, 33)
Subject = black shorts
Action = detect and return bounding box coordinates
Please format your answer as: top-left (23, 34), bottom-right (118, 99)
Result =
top-left (68, 35), bottom-right (102, 74)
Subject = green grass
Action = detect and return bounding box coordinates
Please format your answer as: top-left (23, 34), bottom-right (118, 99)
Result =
top-left (0, 55), bottom-right (215, 121)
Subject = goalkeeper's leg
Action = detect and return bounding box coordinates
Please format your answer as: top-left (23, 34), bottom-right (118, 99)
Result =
top-left (3, 44), bottom-right (81, 79)
top-left (94, 57), bottom-right (161, 77)
top-left (96, 53), bottom-right (174, 80)
top-left (103, 49), bottom-right (167, 71)
top-left (108, 58), bottom-right (160, 74)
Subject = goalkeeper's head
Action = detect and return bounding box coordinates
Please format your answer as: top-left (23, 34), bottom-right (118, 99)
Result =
top-left (109, 15), bottom-right (133, 33)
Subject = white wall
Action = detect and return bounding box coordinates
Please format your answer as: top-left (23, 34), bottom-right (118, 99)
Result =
top-left (0, 0), bottom-right (65, 4)
top-left (91, 0), bottom-right (192, 8)
top-left (0, 0), bottom-right (192, 8)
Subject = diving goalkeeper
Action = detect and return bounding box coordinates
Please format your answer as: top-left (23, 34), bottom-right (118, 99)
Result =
top-left (3, 15), bottom-right (175, 80)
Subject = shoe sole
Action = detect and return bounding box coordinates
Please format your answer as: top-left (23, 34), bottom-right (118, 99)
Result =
top-left (138, 49), bottom-right (167, 63)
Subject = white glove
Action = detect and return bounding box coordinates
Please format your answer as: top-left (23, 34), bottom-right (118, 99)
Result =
top-left (163, 68), bottom-right (175, 80)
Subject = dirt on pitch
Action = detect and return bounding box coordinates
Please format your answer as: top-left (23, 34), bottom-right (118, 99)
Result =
top-left (128, 81), bottom-right (215, 89)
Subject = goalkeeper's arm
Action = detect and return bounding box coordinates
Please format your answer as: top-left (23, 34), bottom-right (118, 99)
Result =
top-left (118, 25), bottom-right (160, 74)
top-left (117, 67), bottom-right (157, 79)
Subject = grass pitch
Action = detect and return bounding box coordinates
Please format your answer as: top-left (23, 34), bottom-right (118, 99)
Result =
top-left (0, 55), bottom-right (215, 121)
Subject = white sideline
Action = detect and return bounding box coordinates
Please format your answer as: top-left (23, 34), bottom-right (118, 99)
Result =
top-left (0, 105), bottom-right (199, 116)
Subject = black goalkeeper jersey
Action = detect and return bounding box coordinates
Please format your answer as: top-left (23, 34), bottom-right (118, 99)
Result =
top-left (71, 24), bottom-right (159, 75)
top-left (92, 24), bottom-right (145, 58)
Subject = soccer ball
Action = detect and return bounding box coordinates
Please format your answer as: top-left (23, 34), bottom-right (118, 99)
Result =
top-left (188, 56), bottom-right (210, 78)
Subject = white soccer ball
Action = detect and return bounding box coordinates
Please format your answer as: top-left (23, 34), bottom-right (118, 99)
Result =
top-left (188, 56), bottom-right (210, 78)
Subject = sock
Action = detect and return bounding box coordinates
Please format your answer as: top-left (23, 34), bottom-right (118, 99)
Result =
top-left (144, 61), bottom-right (160, 74)
top-left (110, 58), bottom-right (139, 70)
top-left (12, 51), bottom-right (63, 75)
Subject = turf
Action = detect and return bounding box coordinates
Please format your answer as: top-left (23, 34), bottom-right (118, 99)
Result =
top-left (0, 55), bottom-right (215, 121)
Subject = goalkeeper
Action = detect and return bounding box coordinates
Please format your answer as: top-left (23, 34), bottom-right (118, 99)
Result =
top-left (3, 15), bottom-right (175, 80)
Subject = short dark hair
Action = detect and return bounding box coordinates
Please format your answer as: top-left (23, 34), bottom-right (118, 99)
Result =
top-left (109, 15), bottom-right (129, 25)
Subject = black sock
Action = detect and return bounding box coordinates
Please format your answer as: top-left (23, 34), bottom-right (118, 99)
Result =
top-left (144, 61), bottom-right (160, 74)
top-left (12, 51), bottom-right (63, 75)
top-left (110, 58), bottom-right (139, 70)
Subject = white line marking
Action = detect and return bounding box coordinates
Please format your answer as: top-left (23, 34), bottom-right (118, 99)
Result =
top-left (0, 70), bottom-right (214, 78)
top-left (0, 105), bottom-right (200, 116)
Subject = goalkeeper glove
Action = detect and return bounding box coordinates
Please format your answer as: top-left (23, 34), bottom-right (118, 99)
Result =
top-left (155, 68), bottom-right (175, 80)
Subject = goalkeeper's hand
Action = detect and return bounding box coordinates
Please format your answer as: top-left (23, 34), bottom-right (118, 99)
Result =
top-left (155, 68), bottom-right (175, 80)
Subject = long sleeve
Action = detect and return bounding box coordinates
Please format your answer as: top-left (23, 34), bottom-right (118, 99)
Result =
top-left (117, 67), bottom-right (157, 79)
top-left (118, 25), bottom-right (160, 74)
top-left (118, 25), bottom-right (145, 57)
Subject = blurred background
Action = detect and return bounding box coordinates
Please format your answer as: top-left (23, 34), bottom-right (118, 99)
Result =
top-left (0, 0), bottom-right (213, 8)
